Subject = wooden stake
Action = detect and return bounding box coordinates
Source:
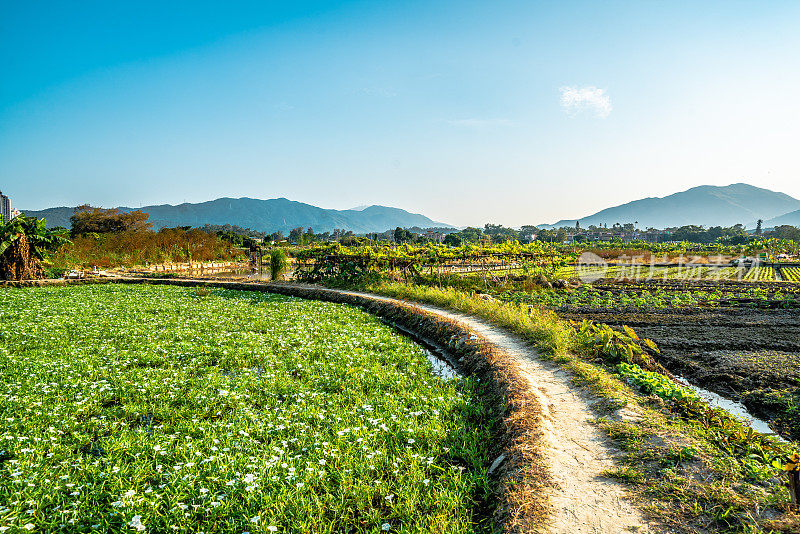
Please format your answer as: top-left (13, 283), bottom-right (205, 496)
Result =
top-left (790, 470), bottom-right (800, 506)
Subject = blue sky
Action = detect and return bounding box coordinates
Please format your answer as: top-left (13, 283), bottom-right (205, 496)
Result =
top-left (2, 1), bottom-right (800, 226)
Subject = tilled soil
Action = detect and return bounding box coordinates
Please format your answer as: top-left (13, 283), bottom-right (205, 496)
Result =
top-left (558, 306), bottom-right (800, 441)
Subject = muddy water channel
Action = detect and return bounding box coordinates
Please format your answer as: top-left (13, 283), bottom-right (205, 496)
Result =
top-left (557, 306), bottom-right (800, 442)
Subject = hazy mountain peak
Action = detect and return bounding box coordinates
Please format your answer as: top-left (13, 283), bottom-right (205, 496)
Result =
top-left (538, 183), bottom-right (800, 229)
top-left (22, 197), bottom-right (452, 233)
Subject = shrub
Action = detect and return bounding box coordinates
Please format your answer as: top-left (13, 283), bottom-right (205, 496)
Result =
top-left (270, 248), bottom-right (288, 280)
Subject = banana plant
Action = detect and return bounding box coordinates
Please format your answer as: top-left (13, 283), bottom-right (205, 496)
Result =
top-left (0, 215), bottom-right (71, 276)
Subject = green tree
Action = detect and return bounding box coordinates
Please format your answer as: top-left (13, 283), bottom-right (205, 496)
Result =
top-left (289, 227), bottom-right (304, 244)
top-left (443, 233), bottom-right (462, 246)
top-left (70, 205), bottom-right (153, 236)
top-left (460, 227), bottom-right (485, 243)
top-left (393, 227), bottom-right (413, 243)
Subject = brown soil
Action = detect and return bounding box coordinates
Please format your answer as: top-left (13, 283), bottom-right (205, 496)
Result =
top-left (558, 306), bottom-right (800, 441)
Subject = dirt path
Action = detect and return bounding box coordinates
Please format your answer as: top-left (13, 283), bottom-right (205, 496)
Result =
top-left (309, 287), bottom-right (652, 534)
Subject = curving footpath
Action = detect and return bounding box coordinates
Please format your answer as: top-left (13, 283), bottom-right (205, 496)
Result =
top-left (267, 284), bottom-right (652, 534)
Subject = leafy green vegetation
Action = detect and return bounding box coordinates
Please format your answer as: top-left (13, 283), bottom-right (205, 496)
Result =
top-left (500, 284), bottom-right (800, 310)
top-left (0, 284), bottom-right (497, 533)
top-left (617, 362), bottom-right (701, 402)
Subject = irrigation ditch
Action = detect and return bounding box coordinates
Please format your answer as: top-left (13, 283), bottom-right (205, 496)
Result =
top-left (2, 276), bottom-right (658, 533)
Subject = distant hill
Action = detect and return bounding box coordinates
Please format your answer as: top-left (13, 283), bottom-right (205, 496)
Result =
top-left (763, 208), bottom-right (800, 229)
top-left (538, 183), bottom-right (800, 229)
top-left (21, 197), bottom-right (452, 234)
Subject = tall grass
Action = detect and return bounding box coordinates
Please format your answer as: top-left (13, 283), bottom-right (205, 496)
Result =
top-left (48, 228), bottom-right (241, 270)
top-left (366, 282), bottom-right (574, 357)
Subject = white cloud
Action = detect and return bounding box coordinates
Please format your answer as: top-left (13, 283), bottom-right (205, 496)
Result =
top-left (559, 86), bottom-right (612, 118)
top-left (446, 118), bottom-right (514, 127)
top-left (358, 87), bottom-right (397, 97)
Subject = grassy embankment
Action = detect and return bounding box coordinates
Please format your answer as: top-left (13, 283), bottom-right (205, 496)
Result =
top-left (360, 281), bottom-right (800, 533)
top-left (0, 284), bottom-right (498, 533)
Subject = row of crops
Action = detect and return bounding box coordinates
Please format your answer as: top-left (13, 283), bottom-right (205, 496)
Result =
top-left (783, 266), bottom-right (800, 282)
top-left (501, 285), bottom-right (800, 309)
top-left (555, 264), bottom-right (800, 282)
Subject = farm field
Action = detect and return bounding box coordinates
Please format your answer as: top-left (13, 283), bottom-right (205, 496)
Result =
top-left (782, 266), bottom-right (800, 282)
top-left (0, 284), bottom-right (496, 533)
top-left (743, 266), bottom-right (778, 281)
top-left (555, 290), bottom-right (800, 442)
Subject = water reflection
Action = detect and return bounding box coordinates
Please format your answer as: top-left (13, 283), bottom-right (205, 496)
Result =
top-left (676, 377), bottom-right (785, 442)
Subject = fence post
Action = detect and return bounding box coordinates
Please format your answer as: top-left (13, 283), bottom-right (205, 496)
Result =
top-left (784, 453), bottom-right (800, 506)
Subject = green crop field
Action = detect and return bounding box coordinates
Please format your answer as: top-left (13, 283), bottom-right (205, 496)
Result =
top-left (782, 266), bottom-right (800, 282)
top-left (0, 285), bottom-right (495, 533)
top-left (743, 266), bottom-right (778, 281)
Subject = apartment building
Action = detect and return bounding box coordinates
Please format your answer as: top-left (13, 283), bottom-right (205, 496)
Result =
top-left (0, 190), bottom-right (10, 223)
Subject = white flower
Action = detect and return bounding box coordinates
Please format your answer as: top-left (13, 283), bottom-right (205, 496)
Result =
top-left (111, 500), bottom-right (124, 507)
top-left (123, 489), bottom-right (136, 498)
top-left (267, 527), bottom-right (278, 532)
top-left (385, 494), bottom-right (394, 501)
top-left (250, 516), bottom-right (259, 524)
top-left (381, 524), bottom-right (391, 531)
top-left (423, 479), bottom-right (430, 486)
top-left (219, 390), bottom-right (229, 396)
top-left (23, 526), bottom-right (35, 532)
top-left (128, 515), bottom-right (146, 532)
top-left (407, 438), bottom-right (415, 444)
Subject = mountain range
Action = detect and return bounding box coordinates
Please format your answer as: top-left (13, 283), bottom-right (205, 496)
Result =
top-left (22, 197), bottom-right (452, 234)
top-left (537, 183), bottom-right (800, 230)
top-left (21, 183), bottom-right (800, 234)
